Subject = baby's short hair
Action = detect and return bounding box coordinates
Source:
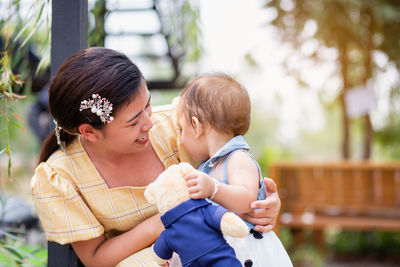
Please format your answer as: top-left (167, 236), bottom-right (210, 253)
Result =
top-left (180, 73), bottom-right (251, 136)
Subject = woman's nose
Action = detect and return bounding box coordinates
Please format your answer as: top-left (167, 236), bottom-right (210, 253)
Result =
top-left (142, 108), bottom-right (153, 131)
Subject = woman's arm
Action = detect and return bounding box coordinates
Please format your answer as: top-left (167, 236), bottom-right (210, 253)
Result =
top-left (239, 178), bottom-right (281, 232)
top-left (185, 151), bottom-right (259, 214)
top-left (71, 213), bottom-right (164, 267)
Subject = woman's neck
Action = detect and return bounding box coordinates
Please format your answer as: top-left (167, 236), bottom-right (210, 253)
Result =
top-left (205, 130), bottom-right (234, 158)
top-left (79, 137), bottom-right (164, 188)
top-left (80, 137), bottom-right (141, 165)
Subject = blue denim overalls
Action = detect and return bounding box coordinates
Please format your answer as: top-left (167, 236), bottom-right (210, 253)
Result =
top-left (198, 135), bottom-right (266, 229)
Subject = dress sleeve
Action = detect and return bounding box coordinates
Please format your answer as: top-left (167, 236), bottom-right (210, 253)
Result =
top-left (31, 162), bottom-right (104, 244)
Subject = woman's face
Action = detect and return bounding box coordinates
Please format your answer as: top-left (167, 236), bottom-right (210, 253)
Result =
top-left (98, 79), bottom-right (153, 155)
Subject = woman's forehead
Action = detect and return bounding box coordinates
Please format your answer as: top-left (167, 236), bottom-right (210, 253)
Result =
top-left (115, 83), bottom-right (150, 121)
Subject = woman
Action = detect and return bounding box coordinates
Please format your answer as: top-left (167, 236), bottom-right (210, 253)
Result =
top-left (31, 47), bottom-right (281, 266)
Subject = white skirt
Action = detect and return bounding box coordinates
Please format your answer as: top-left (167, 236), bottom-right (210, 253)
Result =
top-left (225, 230), bottom-right (293, 267)
top-left (169, 230), bottom-right (292, 267)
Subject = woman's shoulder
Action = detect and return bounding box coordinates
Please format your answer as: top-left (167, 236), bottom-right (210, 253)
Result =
top-left (31, 161), bottom-right (74, 193)
top-left (32, 138), bottom-right (89, 190)
top-left (150, 98), bottom-right (180, 141)
top-left (47, 137), bottom-right (85, 170)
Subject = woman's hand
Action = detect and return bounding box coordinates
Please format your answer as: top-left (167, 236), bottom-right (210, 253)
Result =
top-left (184, 170), bottom-right (215, 199)
top-left (239, 178), bottom-right (281, 232)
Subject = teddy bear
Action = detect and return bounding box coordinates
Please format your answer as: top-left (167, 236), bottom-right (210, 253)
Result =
top-left (144, 162), bottom-right (249, 267)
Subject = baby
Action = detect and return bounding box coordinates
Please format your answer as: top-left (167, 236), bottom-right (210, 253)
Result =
top-left (176, 73), bottom-right (293, 267)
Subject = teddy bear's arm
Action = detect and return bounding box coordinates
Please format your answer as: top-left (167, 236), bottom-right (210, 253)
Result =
top-left (153, 233), bottom-right (173, 263)
top-left (204, 205), bottom-right (248, 238)
top-left (220, 212), bottom-right (249, 238)
top-left (150, 244), bottom-right (169, 265)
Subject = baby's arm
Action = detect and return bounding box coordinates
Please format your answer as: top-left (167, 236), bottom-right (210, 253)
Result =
top-left (241, 178), bottom-right (281, 232)
top-left (185, 151), bottom-right (259, 213)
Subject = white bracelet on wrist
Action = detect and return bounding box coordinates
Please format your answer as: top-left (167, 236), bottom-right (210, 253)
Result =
top-left (210, 179), bottom-right (219, 200)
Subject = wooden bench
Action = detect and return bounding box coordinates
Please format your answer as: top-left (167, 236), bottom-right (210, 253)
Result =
top-left (270, 161), bottom-right (400, 245)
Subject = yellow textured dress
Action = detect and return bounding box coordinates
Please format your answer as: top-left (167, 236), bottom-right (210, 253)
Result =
top-left (31, 101), bottom-right (195, 266)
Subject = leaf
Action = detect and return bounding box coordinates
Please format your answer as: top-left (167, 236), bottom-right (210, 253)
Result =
top-left (20, 21), bottom-right (42, 48)
top-left (36, 54), bottom-right (49, 75)
top-left (0, 247), bottom-right (13, 266)
top-left (6, 92), bottom-right (26, 99)
top-left (16, 2), bottom-right (45, 47)
top-left (11, 120), bottom-right (25, 133)
top-left (2, 226), bottom-right (26, 235)
top-left (0, 148), bottom-right (5, 156)
top-left (6, 143), bottom-right (10, 157)
top-left (0, 229), bottom-right (20, 241)
top-left (4, 245), bottom-right (24, 260)
top-left (13, 17), bottom-right (34, 42)
top-left (8, 157), bottom-right (12, 177)
top-left (36, 2), bottom-right (46, 24)
top-left (12, 112), bottom-right (23, 122)
top-left (8, 244), bottom-right (42, 261)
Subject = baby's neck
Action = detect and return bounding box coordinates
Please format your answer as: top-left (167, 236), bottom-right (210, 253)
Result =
top-left (205, 130), bottom-right (235, 158)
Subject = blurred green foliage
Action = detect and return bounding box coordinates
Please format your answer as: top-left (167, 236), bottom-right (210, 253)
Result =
top-left (88, 0), bottom-right (107, 47)
top-left (1, 0), bottom-right (50, 177)
top-left (330, 231), bottom-right (400, 258)
top-left (264, 0), bottom-right (400, 159)
top-left (374, 81), bottom-right (400, 160)
top-left (0, 227), bottom-right (46, 267)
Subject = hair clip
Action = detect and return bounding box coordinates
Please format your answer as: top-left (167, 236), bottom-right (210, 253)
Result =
top-left (79, 94), bottom-right (114, 123)
top-left (53, 119), bottom-right (66, 150)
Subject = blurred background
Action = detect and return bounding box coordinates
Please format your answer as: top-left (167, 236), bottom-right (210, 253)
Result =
top-left (0, 0), bottom-right (399, 266)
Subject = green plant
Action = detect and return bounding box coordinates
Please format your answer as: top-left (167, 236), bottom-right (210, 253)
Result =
top-left (1, 0), bottom-right (50, 177)
top-left (0, 227), bottom-right (46, 266)
top-left (1, 1), bottom-right (50, 266)
top-left (264, 0), bottom-right (400, 159)
top-left (290, 243), bottom-right (324, 267)
top-left (329, 230), bottom-right (400, 260)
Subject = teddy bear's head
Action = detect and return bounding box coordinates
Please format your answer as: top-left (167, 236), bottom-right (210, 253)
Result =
top-left (144, 162), bottom-right (194, 215)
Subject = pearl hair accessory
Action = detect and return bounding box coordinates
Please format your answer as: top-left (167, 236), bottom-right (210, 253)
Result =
top-left (79, 94), bottom-right (114, 123)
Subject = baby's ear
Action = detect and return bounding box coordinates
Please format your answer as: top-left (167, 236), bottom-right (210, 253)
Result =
top-left (144, 182), bottom-right (157, 204)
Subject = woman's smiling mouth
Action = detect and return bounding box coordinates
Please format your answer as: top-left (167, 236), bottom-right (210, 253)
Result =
top-left (136, 133), bottom-right (149, 144)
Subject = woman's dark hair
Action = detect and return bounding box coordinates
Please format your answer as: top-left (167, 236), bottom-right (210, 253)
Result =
top-left (39, 47), bottom-right (144, 163)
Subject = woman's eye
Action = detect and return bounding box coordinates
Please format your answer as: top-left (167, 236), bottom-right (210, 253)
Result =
top-left (130, 122), bottom-right (138, 127)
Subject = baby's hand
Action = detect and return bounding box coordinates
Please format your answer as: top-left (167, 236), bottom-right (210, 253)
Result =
top-left (184, 170), bottom-right (214, 199)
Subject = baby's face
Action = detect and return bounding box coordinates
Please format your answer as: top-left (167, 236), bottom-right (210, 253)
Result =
top-left (177, 100), bottom-right (208, 162)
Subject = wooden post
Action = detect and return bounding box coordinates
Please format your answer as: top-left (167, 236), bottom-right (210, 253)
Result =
top-left (51, 0), bottom-right (88, 76)
top-left (48, 0), bottom-right (87, 266)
